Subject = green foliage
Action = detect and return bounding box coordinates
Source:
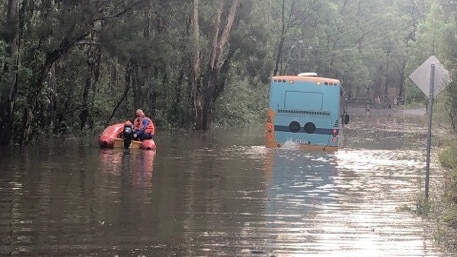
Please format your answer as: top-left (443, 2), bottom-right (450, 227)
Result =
top-left (440, 144), bottom-right (457, 169)
top-left (8, 0), bottom-right (457, 250)
top-left (0, 0), bottom-right (455, 144)
top-left (212, 73), bottom-right (267, 127)
top-left (438, 142), bottom-right (457, 251)
top-left (0, 40), bottom-right (13, 91)
top-left (444, 80), bottom-right (457, 132)
top-left (415, 193), bottom-right (432, 216)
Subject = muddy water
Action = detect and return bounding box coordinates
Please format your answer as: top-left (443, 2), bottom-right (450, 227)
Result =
top-left (0, 109), bottom-right (449, 256)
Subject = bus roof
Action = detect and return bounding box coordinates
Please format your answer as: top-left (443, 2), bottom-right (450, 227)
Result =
top-left (272, 75), bottom-right (341, 84)
top-left (298, 72), bottom-right (318, 77)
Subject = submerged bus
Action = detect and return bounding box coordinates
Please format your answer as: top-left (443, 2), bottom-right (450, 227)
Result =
top-left (265, 72), bottom-right (349, 151)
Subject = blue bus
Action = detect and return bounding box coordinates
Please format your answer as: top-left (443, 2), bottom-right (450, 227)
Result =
top-left (265, 73), bottom-right (349, 151)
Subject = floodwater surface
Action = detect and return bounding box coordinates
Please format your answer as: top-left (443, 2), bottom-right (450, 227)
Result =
top-left (0, 108), bottom-right (450, 256)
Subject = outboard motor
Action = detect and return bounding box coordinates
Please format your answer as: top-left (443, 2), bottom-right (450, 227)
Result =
top-left (122, 121), bottom-right (134, 149)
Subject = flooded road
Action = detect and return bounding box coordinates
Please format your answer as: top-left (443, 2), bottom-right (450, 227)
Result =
top-left (0, 108), bottom-right (449, 256)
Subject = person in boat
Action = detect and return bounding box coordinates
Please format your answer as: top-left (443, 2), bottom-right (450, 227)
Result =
top-left (133, 109), bottom-right (154, 141)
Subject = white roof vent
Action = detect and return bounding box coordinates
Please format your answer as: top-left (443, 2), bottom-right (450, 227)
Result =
top-left (297, 72), bottom-right (318, 77)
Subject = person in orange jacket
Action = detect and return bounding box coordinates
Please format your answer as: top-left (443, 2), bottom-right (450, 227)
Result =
top-left (133, 109), bottom-right (155, 141)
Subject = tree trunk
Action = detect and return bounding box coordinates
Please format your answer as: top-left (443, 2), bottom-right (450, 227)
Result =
top-left (273, 0), bottom-right (286, 76)
top-left (0, 0), bottom-right (20, 145)
top-left (192, 0), bottom-right (202, 129)
top-left (80, 37), bottom-right (101, 130)
top-left (105, 62), bottom-right (133, 127)
top-left (195, 0), bottom-right (240, 130)
top-left (19, 48), bottom-right (69, 144)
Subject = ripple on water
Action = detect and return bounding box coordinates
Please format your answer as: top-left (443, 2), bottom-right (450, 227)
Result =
top-left (188, 145), bottom-right (444, 256)
top-left (0, 122), bottom-right (448, 256)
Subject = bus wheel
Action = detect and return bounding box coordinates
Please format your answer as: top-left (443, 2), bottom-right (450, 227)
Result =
top-left (289, 121), bottom-right (301, 133)
top-left (304, 122), bottom-right (316, 134)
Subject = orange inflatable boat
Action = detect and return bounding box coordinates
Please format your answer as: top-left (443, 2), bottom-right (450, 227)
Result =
top-left (98, 122), bottom-right (156, 150)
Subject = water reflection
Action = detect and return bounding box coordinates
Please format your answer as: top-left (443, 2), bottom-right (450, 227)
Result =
top-left (227, 146), bottom-right (443, 257)
top-left (0, 110), bottom-right (449, 257)
top-left (255, 150), bottom-right (339, 255)
top-left (98, 149), bottom-right (155, 189)
top-left (344, 109), bottom-right (427, 150)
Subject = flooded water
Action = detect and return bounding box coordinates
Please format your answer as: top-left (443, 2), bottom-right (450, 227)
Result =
top-left (0, 108), bottom-right (450, 256)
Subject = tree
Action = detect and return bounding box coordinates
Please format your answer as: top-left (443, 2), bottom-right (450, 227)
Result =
top-left (0, 0), bottom-right (20, 145)
top-left (194, 0), bottom-right (240, 130)
top-left (0, 0), bottom-right (146, 144)
top-left (0, 0), bottom-right (436, 144)
top-left (438, 0), bottom-right (457, 131)
top-left (405, 1), bottom-right (446, 105)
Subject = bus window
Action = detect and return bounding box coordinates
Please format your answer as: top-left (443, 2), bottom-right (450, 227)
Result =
top-left (284, 91), bottom-right (323, 110)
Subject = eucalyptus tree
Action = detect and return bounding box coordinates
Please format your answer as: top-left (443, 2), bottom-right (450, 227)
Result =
top-left (326, 0), bottom-right (412, 102)
top-left (95, 0), bottom-right (270, 131)
top-left (0, 0), bottom-right (431, 145)
top-left (211, 1), bottom-right (274, 126)
top-left (266, 0), bottom-right (414, 105)
top-left (190, 0), bottom-right (241, 130)
top-left (426, 2), bottom-right (457, 251)
top-left (102, 0), bottom-right (247, 130)
top-left (0, 0), bottom-right (146, 144)
top-left (435, 0), bottom-right (457, 132)
top-left (405, 1), bottom-right (447, 105)
top-left (98, 1), bottom-right (168, 127)
top-left (269, 0), bottom-right (329, 76)
top-left (0, 0), bottom-right (19, 145)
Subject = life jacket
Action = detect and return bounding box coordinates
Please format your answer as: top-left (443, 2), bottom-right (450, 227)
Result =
top-left (135, 117), bottom-right (155, 135)
top-left (134, 118), bottom-right (141, 130)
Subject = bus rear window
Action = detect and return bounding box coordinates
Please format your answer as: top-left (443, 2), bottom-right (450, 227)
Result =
top-left (284, 91), bottom-right (323, 110)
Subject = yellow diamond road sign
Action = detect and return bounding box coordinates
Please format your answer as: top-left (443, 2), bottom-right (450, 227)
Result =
top-left (409, 55), bottom-right (451, 98)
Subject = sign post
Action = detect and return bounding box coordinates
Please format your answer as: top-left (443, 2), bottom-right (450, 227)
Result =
top-left (409, 56), bottom-right (450, 199)
top-left (424, 64), bottom-right (434, 199)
